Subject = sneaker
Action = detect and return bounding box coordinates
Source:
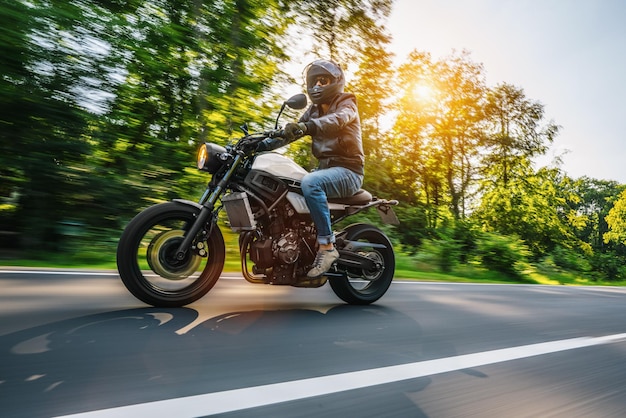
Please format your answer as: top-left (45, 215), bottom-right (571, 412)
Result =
top-left (307, 248), bottom-right (339, 278)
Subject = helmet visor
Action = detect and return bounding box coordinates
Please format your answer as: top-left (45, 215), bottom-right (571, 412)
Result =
top-left (310, 75), bottom-right (332, 87)
top-left (305, 60), bottom-right (343, 89)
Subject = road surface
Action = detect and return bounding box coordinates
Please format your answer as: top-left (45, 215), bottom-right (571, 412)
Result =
top-left (1, 268), bottom-right (626, 417)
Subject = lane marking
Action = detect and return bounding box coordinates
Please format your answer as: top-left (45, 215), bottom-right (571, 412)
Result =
top-left (55, 333), bottom-right (626, 418)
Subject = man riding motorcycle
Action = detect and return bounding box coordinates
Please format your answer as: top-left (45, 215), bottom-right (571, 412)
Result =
top-left (257, 59), bottom-right (364, 278)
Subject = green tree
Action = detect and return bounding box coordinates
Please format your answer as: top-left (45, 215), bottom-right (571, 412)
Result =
top-left (0, 0), bottom-right (294, 251)
top-left (474, 83), bottom-right (585, 258)
top-left (604, 189), bottom-right (626, 246)
top-left (0, 1), bottom-right (94, 249)
top-left (481, 83), bottom-right (560, 186)
top-left (564, 176), bottom-right (624, 250)
top-left (475, 166), bottom-right (585, 259)
top-left (350, 45), bottom-right (396, 197)
top-left (293, 0), bottom-right (392, 64)
top-left (392, 50), bottom-right (486, 223)
top-left (89, 0), bottom-right (291, 228)
top-left (597, 186), bottom-right (626, 280)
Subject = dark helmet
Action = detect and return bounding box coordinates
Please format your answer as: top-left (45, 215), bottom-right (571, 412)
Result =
top-left (304, 59), bottom-right (345, 105)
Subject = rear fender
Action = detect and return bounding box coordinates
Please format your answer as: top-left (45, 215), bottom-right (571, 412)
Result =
top-left (332, 199), bottom-right (400, 226)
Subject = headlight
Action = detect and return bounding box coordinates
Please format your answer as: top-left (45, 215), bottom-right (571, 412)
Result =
top-left (197, 143), bottom-right (227, 173)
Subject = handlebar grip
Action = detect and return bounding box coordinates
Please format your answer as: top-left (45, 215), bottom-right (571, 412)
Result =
top-left (269, 129), bottom-right (285, 138)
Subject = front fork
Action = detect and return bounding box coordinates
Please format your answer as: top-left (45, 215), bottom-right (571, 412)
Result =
top-left (174, 153), bottom-right (244, 260)
top-left (174, 206), bottom-right (214, 260)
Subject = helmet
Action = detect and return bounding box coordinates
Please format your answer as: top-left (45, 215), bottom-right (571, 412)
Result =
top-left (304, 59), bottom-right (345, 105)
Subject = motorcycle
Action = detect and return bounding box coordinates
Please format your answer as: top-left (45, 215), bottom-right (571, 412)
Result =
top-left (116, 93), bottom-right (399, 307)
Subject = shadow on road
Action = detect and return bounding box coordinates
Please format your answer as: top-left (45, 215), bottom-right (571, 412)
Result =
top-left (0, 304), bottom-right (482, 417)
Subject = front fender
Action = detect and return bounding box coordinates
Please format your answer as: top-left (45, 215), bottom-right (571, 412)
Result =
top-left (172, 199), bottom-right (203, 210)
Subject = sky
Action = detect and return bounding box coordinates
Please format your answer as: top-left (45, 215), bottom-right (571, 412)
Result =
top-left (387, 0), bottom-right (626, 183)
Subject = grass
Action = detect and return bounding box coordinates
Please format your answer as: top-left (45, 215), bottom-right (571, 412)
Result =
top-left (2, 234), bottom-right (625, 287)
top-left (393, 251), bottom-right (626, 287)
top-left (0, 247), bottom-right (241, 272)
top-left (3, 247), bottom-right (625, 287)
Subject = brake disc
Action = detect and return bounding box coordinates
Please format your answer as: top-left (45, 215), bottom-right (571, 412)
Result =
top-left (146, 230), bottom-right (202, 280)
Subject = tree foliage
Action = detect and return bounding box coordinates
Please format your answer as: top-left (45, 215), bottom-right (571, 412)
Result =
top-left (292, 0), bottom-right (392, 64)
top-left (1, 1), bottom-right (626, 281)
top-left (604, 189), bottom-right (626, 246)
top-left (482, 83), bottom-right (560, 186)
top-left (475, 166), bottom-right (586, 258)
top-left (1, 0), bottom-right (92, 248)
top-left (392, 50), bottom-right (486, 224)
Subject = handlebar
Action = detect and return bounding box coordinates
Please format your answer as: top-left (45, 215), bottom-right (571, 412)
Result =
top-left (268, 129), bottom-right (285, 138)
top-left (241, 129), bottom-right (284, 142)
top-left (230, 129), bottom-right (286, 154)
top-left (253, 128), bottom-right (302, 140)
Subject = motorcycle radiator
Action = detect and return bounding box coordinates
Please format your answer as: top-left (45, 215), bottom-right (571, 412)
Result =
top-left (222, 192), bottom-right (257, 231)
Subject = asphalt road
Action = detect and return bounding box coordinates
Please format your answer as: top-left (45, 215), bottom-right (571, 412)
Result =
top-left (1, 268), bottom-right (626, 417)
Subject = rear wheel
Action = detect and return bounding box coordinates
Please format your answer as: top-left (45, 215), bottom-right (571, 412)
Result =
top-left (329, 223), bottom-right (395, 305)
top-left (117, 202), bottom-right (225, 307)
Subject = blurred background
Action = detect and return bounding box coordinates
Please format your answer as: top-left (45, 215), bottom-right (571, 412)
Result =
top-left (2, 0), bottom-right (626, 284)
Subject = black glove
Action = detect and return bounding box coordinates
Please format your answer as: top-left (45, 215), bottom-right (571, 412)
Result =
top-left (284, 122), bottom-right (307, 141)
top-left (255, 139), bottom-right (272, 152)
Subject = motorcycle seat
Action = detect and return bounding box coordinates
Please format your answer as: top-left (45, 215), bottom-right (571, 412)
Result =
top-left (328, 189), bottom-right (372, 205)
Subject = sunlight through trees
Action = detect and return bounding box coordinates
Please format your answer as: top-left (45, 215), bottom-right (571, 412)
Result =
top-left (2, 0), bottom-right (626, 280)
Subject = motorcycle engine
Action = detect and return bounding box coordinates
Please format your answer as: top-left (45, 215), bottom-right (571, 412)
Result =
top-left (248, 218), bottom-right (317, 285)
top-left (244, 194), bottom-right (318, 285)
top-left (275, 231), bottom-right (299, 264)
top-left (250, 230), bottom-right (299, 268)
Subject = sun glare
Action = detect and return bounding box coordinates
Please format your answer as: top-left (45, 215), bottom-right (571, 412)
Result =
top-left (413, 83), bottom-right (436, 103)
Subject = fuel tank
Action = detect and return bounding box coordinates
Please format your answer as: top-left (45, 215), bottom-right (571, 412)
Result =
top-left (252, 152), bottom-right (308, 181)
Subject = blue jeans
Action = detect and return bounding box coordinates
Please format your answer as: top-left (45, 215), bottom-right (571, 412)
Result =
top-left (301, 167), bottom-right (363, 245)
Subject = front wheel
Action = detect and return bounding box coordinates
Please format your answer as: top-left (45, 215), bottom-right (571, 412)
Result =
top-left (117, 202), bottom-right (225, 307)
top-left (329, 223), bottom-right (395, 305)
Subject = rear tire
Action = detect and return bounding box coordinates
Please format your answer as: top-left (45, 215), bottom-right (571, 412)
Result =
top-left (329, 223), bottom-right (395, 305)
top-left (117, 202), bottom-right (225, 307)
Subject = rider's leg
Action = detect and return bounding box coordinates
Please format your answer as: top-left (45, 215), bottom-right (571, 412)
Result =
top-left (301, 167), bottom-right (363, 277)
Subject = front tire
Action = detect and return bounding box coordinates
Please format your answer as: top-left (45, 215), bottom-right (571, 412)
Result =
top-left (117, 202), bottom-right (225, 307)
top-left (329, 223), bottom-right (395, 305)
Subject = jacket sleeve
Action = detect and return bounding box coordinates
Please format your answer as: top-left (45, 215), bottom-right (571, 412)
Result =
top-left (300, 94), bottom-right (358, 137)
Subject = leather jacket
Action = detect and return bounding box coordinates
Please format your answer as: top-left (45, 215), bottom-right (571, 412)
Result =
top-left (300, 93), bottom-right (364, 175)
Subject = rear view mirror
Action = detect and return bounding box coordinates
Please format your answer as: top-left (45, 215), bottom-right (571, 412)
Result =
top-left (285, 94), bottom-right (307, 110)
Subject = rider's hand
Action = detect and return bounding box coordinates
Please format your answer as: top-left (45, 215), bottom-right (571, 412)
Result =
top-left (256, 139), bottom-right (272, 152)
top-left (284, 122), bottom-right (307, 141)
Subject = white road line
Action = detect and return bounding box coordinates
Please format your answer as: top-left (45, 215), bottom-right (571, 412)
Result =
top-left (55, 332), bottom-right (626, 418)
